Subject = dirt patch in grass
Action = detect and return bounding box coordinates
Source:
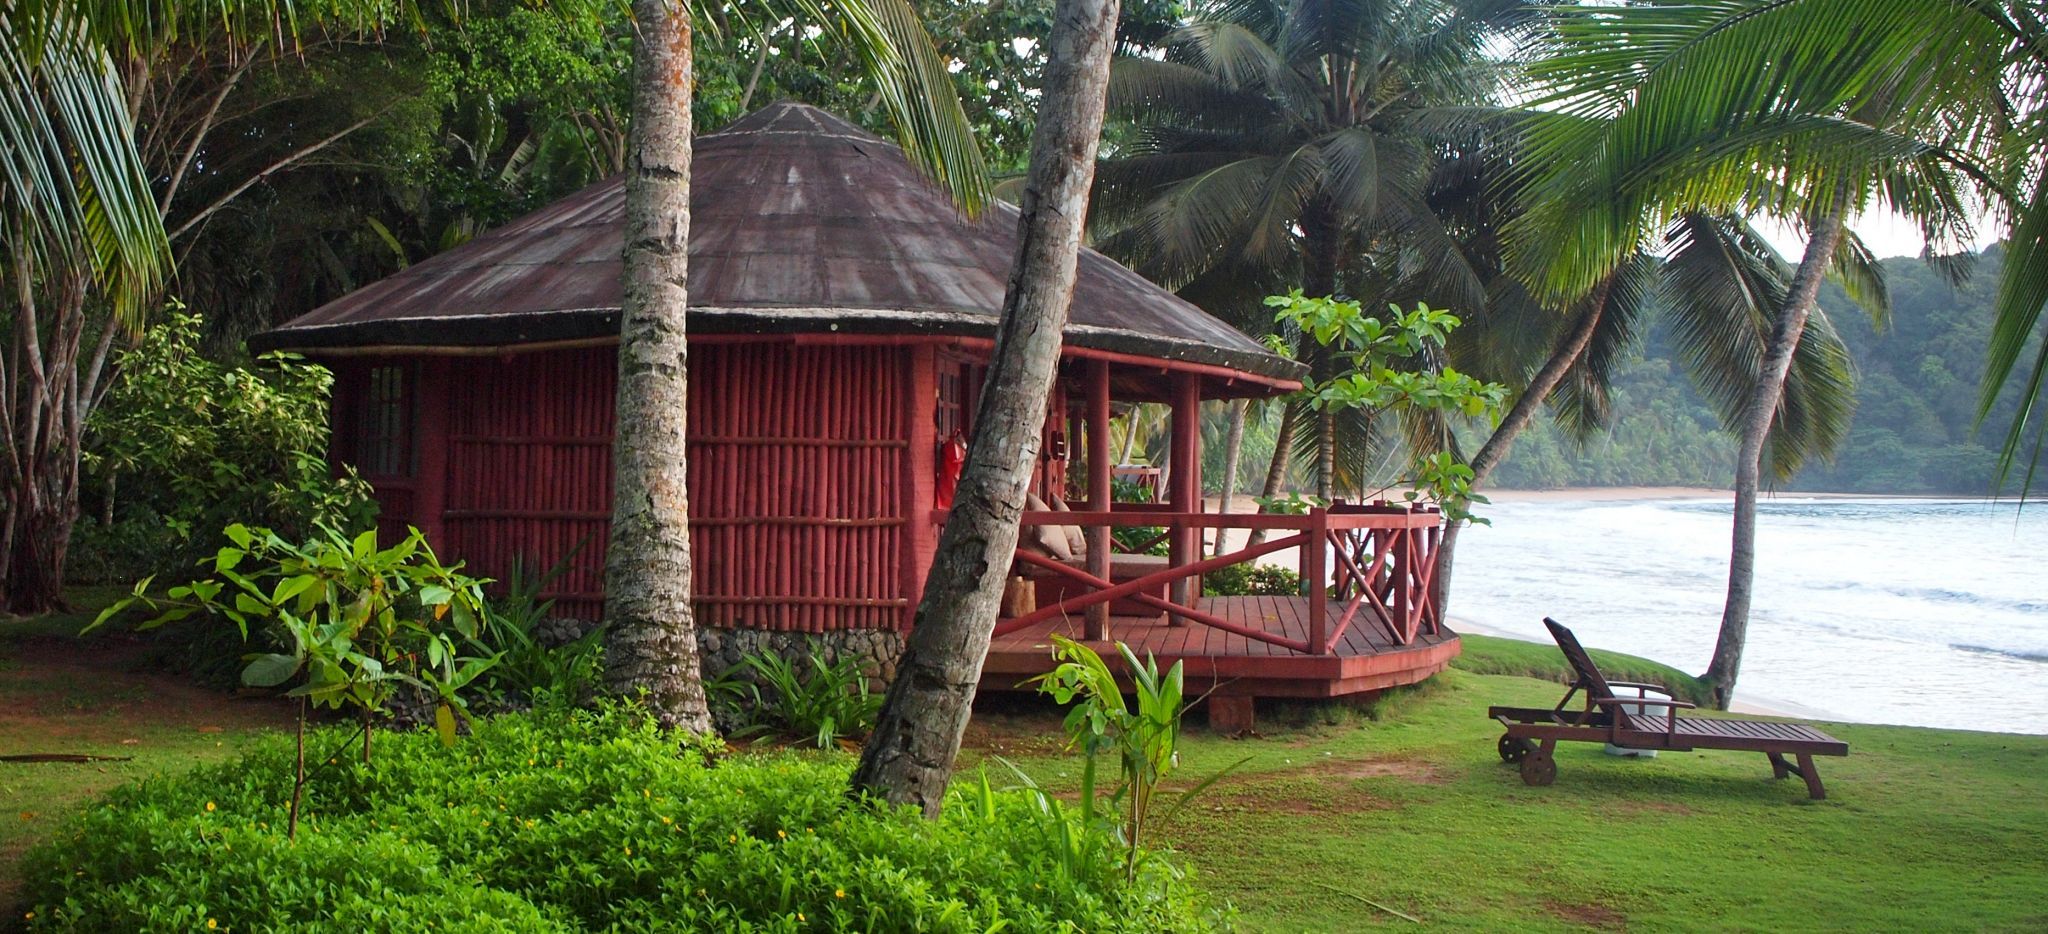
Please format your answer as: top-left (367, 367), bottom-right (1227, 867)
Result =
top-left (1545, 899), bottom-right (1629, 930)
top-left (0, 633), bottom-right (289, 740)
top-left (1202, 779), bottom-right (1396, 817)
top-left (1306, 756), bottom-right (1449, 785)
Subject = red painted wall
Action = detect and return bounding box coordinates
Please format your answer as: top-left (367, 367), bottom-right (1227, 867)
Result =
top-left (330, 340), bottom-right (927, 629)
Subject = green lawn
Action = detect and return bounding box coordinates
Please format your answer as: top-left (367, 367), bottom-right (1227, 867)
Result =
top-left (0, 594), bottom-right (293, 917)
top-left (4, 612), bottom-right (2044, 931)
top-left (969, 636), bottom-right (2048, 931)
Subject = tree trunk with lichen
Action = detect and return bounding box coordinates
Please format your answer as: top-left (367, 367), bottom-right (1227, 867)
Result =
top-left (849, 0), bottom-right (1120, 815)
top-left (1702, 201), bottom-right (1847, 710)
top-left (1213, 399), bottom-right (1246, 557)
top-left (601, 0), bottom-right (712, 733)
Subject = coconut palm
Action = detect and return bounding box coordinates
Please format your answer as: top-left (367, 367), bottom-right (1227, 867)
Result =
top-left (1512, 0), bottom-right (1999, 706)
top-left (1093, 0), bottom-right (1535, 503)
top-left (0, 11), bottom-right (165, 311)
top-left (606, 0), bottom-right (990, 730)
top-left (850, 0), bottom-right (1121, 813)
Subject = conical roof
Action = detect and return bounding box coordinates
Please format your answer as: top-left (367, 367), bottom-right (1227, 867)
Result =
top-left (255, 102), bottom-right (1300, 384)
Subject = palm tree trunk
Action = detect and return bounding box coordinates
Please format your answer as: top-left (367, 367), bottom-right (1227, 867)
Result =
top-left (1213, 398), bottom-right (1247, 557)
top-left (1245, 402), bottom-right (1299, 548)
top-left (1434, 278), bottom-right (1615, 616)
top-left (1301, 204), bottom-right (1341, 503)
top-left (849, 0), bottom-right (1120, 815)
top-left (1702, 203), bottom-right (1848, 709)
top-left (602, 0), bottom-right (712, 733)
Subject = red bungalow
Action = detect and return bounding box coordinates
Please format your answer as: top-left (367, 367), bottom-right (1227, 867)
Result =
top-left (255, 103), bottom-right (1458, 726)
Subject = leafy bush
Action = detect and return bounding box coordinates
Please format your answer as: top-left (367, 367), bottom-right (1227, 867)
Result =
top-left (98, 523), bottom-right (497, 837)
top-left (19, 705), bottom-right (1226, 932)
top-left (709, 644), bottom-right (884, 748)
top-left (1027, 637), bottom-right (1243, 883)
top-left (1202, 563), bottom-right (1304, 596)
top-left (75, 308), bottom-right (376, 585)
top-left (1112, 524), bottom-right (1171, 556)
top-left (473, 554), bottom-right (606, 708)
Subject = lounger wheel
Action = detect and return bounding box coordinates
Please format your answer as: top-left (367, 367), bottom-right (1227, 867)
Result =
top-left (1519, 748), bottom-right (1557, 787)
top-left (1498, 734), bottom-right (1534, 763)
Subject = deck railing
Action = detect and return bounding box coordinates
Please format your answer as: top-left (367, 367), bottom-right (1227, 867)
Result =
top-left (995, 504), bottom-right (1445, 655)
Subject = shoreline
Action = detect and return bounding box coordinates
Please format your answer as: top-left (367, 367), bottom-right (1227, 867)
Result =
top-left (1483, 485), bottom-right (1985, 503)
top-left (1449, 615), bottom-right (1824, 720)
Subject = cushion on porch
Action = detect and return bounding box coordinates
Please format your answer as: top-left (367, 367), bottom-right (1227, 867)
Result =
top-left (1047, 494), bottom-right (1089, 555)
top-left (1021, 493), bottom-right (1083, 560)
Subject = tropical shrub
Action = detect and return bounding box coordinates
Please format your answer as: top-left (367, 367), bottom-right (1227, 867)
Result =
top-left (76, 308), bottom-right (377, 584)
top-left (708, 644), bottom-right (884, 748)
top-left (1265, 292), bottom-right (1508, 521)
top-left (1202, 563), bottom-right (1303, 597)
top-left (18, 705), bottom-right (1226, 932)
top-left (1027, 637), bottom-right (1244, 883)
top-left (472, 553), bottom-right (607, 708)
top-left (95, 524), bottom-right (495, 836)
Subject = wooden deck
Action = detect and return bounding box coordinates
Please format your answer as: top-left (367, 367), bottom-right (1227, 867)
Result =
top-left (982, 594), bottom-right (1461, 700)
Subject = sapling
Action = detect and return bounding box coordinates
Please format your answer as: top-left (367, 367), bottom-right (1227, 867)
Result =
top-left (92, 523), bottom-right (495, 837)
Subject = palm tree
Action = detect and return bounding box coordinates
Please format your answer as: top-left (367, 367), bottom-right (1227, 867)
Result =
top-left (850, 0), bottom-right (1121, 813)
top-left (1512, 0), bottom-right (1998, 707)
top-left (1, 10), bottom-right (170, 612)
top-left (1093, 0), bottom-right (1532, 503)
top-left (604, 0), bottom-right (990, 729)
top-left (0, 0), bottom-right (411, 612)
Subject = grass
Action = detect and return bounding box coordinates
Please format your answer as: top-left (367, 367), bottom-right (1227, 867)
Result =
top-left (0, 591), bottom-right (293, 917)
top-left (4, 605), bottom-right (2044, 931)
top-left (971, 636), bottom-right (2048, 931)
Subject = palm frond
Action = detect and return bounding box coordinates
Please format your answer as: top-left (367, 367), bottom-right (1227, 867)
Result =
top-left (0, 10), bottom-right (168, 329)
top-left (1552, 255), bottom-right (1656, 441)
top-left (1660, 212), bottom-right (1855, 481)
top-left (1828, 227), bottom-right (1889, 330)
top-left (1982, 170), bottom-right (2048, 497)
top-left (782, 0), bottom-right (991, 213)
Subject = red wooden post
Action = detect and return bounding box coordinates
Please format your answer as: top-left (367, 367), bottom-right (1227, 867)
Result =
top-left (1393, 525), bottom-right (1411, 643)
top-left (1307, 507), bottom-right (1327, 653)
top-left (1424, 521), bottom-right (1442, 633)
top-left (1168, 373), bottom-right (1201, 609)
top-left (1086, 359), bottom-right (1112, 640)
top-left (902, 344), bottom-right (939, 630)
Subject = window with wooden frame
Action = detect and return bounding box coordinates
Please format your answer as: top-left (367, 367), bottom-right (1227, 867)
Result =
top-left (936, 356), bottom-right (980, 440)
top-left (357, 364), bottom-right (414, 478)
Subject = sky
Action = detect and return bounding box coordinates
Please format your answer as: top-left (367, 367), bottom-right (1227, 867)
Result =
top-left (1755, 205), bottom-right (2004, 262)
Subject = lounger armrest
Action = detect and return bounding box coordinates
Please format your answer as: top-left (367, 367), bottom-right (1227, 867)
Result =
top-left (1591, 696), bottom-right (1695, 710)
top-left (1606, 681), bottom-right (1673, 693)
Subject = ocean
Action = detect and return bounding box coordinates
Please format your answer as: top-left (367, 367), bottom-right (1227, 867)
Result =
top-left (1449, 495), bottom-right (2047, 735)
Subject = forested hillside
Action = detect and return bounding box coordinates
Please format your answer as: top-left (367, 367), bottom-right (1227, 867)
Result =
top-left (1484, 248), bottom-right (2036, 494)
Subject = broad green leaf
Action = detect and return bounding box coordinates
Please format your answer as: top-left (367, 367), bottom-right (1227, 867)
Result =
top-left (435, 703), bottom-right (457, 747)
top-left (241, 653), bottom-right (302, 687)
top-left (272, 574), bottom-right (318, 605)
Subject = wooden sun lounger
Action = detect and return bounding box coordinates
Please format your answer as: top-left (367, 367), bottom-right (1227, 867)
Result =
top-left (1488, 618), bottom-right (1849, 799)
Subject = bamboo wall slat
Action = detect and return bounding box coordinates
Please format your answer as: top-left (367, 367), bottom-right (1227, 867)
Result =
top-left (349, 342), bottom-right (913, 629)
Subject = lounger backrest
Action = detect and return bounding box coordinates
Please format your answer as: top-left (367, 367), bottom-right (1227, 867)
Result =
top-left (1543, 617), bottom-right (1623, 712)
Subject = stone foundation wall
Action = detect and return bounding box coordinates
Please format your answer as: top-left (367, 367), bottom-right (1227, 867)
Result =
top-left (535, 618), bottom-right (906, 684)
